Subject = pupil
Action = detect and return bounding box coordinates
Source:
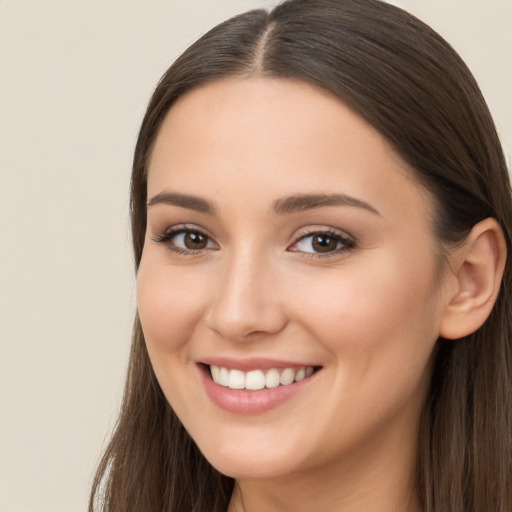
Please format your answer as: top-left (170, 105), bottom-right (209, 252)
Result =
top-left (312, 234), bottom-right (337, 253)
top-left (185, 231), bottom-right (207, 250)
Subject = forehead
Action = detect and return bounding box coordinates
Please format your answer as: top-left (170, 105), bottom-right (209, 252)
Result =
top-left (147, 76), bottom-right (432, 224)
top-left (151, 77), bottom-right (392, 169)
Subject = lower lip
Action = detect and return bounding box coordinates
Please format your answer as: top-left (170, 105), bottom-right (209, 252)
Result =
top-left (198, 365), bottom-right (318, 415)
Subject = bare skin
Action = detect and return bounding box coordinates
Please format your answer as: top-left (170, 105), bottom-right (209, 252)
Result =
top-left (137, 77), bottom-right (506, 512)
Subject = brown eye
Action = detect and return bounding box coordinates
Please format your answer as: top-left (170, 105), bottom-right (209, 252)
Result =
top-left (184, 231), bottom-right (208, 249)
top-left (153, 227), bottom-right (218, 253)
top-left (289, 230), bottom-right (355, 256)
top-left (311, 234), bottom-right (339, 253)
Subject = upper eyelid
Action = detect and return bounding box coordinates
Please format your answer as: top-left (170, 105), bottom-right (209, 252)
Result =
top-left (293, 225), bottom-right (355, 242)
top-left (153, 223), bottom-right (214, 239)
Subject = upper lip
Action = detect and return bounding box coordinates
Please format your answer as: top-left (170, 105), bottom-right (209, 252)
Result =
top-left (199, 356), bottom-right (320, 372)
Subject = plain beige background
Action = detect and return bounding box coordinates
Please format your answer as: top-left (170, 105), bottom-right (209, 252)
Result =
top-left (0, 1), bottom-right (510, 511)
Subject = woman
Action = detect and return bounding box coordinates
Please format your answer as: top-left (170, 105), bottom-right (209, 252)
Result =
top-left (89, 0), bottom-right (512, 510)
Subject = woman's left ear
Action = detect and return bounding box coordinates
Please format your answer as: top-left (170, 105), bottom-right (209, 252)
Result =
top-left (439, 218), bottom-right (507, 340)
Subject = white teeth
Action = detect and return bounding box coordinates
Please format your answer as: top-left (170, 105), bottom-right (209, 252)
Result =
top-left (219, 367), bottom-right (229, 387)
top-left (209, 365), bottom-right (316, 390)
top-left (295, 368), bottom-right (306, 382)
top-left (265, 368), bottom-right (280, 388)
top-left (280, 368), bottom-right (295, 386)
top-left (210, 365), bottom-right (220, 382)
top-left (245, 370), bottom-right (265, 390)
top-left (228, 369), bottom-right (245, 389)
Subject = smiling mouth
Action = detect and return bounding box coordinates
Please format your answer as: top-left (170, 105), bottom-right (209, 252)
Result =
top-left (208, 364), bottom-right (320, 391)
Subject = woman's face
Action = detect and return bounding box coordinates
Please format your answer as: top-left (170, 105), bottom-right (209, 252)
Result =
top-left (138, 77), bottom-right (449, 480)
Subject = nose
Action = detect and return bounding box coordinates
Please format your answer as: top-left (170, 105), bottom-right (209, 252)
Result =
top-left (205, 250), bottom-right (288, 342)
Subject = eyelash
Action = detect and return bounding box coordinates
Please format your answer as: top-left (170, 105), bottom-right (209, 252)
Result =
top-left (291, 229), bottom-right (356, 258)
top-left (152, 225), bottom-right (356, 258)
top-left (151, 225), bottom-right (217, 255)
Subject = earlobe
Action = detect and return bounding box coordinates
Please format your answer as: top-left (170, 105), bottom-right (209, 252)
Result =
top-left (439, 218), bottom-right (507, 340)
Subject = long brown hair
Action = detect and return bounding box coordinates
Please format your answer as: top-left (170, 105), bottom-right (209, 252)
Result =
top-left (89, 1), bottom-right (512, 510)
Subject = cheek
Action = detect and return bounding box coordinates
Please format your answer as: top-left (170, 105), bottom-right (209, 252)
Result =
top-left (289, 251), bottom-right (441, 379)
top-left (136, 255), bottom-right (207, 356)
top-left (285, 258), bottom-right (441, 454)
top-left (136, 254), bottom-right (214, 419)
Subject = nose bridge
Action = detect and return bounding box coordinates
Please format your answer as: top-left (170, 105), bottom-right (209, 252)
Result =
top-left (206, 243), bottom-right (286, 341)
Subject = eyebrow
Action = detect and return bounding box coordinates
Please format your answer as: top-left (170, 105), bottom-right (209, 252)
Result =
top-left (272, 193), bottom-right (380, 216)
top-left (146, 191), bottom-right (380, 217)
top-left (147, 192), bottom-right (216, 214)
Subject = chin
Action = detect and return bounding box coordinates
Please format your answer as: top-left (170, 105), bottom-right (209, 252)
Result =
top-left (195, 434), bottom-right (307, 480)
top-left (207, 455), bottom-right (297, 480)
